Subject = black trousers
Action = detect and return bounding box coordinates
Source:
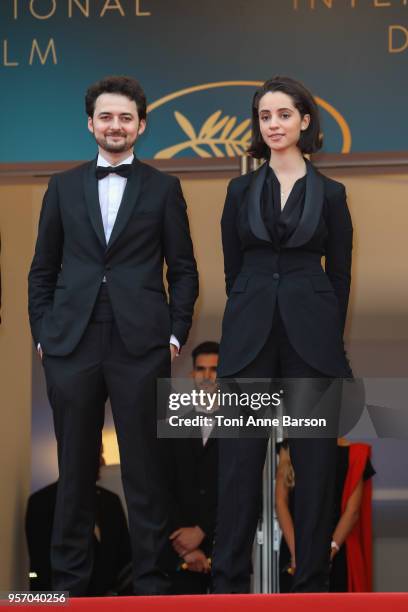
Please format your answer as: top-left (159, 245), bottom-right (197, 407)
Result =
top-left (212, 310), bottom-right (338, 593)
top-left (43, 317), bottom-right (170, 596)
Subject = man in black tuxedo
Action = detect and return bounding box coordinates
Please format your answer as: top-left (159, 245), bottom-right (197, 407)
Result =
top-left (28, 76), bottom-right (198, 596)
top-left (163, 342), bottom-right (219, 594)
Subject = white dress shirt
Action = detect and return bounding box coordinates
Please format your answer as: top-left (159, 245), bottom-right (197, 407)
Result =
top-left (97, 153), bottom-right (132, 244)
top-left (195, 405), bottom-right (217, 446)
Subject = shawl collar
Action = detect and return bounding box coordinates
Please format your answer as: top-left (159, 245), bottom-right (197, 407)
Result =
top-left (83, 158), bottom-right (106, 249)
top-left (247, 158), bottom-right (324, 248)
top-left (248, 162), bottom-right (271, 243)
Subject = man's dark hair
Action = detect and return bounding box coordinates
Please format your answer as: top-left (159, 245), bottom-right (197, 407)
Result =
top-left (192, 341), bottom-right (220, 367)
top-left (85, 75), bottom-right (147, 120)
top-left (248, 76), bottom-right (322, 159)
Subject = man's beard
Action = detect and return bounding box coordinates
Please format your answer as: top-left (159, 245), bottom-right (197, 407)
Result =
top-left (95, 133), bottom-right (137, 154)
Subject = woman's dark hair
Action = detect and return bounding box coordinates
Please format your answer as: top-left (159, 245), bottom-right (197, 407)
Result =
top-left (85, 75), bottom-right (147, 120)
top-left (248, 76), bottom-right (322, 159)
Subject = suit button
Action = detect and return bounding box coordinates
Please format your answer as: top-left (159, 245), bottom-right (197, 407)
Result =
top-left (105, 265), bottom-right (112, 271)
top-left (199, 489), bottom-right (206, 495)
top-left (273, 273), bottom-right (280, 280)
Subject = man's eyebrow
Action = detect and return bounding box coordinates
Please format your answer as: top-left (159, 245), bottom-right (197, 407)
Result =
top-left (97, 111), bottom-right (134, 116)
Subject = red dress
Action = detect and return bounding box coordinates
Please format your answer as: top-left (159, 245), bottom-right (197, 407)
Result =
top-left (341, 443), bottom-right (373, 592)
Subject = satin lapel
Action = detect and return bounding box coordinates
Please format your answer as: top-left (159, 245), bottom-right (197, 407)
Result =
top-left (285, 159), bottom-right (324, 248)
top-left (106, 158), bottom-right (143, 252)
top-left (247, 162), bottom-right (272, 243)
top-left (83, 159), bottom-right (107, 249)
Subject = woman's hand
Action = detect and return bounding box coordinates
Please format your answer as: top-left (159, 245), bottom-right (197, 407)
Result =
top-left (330, 540), bottom-right (340, 562)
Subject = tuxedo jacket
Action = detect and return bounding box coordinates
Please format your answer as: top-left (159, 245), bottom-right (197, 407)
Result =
top-left (162, 429), bottom-right (218, 569)
top-left (218, 160), bottom-right (353, 378)
top-left (28, 158), bottom-right (198, 356)
top-left (26, 482), bottom-right (131, 595)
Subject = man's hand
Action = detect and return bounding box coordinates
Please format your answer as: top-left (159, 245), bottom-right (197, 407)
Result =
top-left (170, 343), bottom-right (178, 362)
top-left (170, 525), bottom-right (205, 556)
top-left (182, 549), bottom-right (210, 573)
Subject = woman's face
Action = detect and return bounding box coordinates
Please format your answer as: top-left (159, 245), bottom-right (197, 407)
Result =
top-left (258, 91), bottom-right (310, 154)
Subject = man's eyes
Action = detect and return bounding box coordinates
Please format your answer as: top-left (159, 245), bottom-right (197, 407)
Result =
top-left (99, 115), bottom-right (133, 121)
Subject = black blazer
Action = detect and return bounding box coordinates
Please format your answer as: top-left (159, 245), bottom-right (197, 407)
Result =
top-left (218, 160), bottom-right (353, 378)
top-left (162, 430), bottom-right (218, 569)
top-left (28, 158), bottom-right (198, 356)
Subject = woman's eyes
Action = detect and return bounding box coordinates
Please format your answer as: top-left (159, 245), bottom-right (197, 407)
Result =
top-left (259, 113), bottom-right (292, 121)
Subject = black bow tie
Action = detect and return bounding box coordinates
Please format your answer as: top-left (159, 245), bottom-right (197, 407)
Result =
top-left (95, 164), bottom-right (132, 180)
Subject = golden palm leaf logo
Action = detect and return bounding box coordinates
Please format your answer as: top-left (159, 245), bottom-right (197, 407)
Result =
top-left (154, 110), bottom-right (252, 159)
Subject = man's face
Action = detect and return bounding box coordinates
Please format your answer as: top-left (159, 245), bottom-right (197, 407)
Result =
top-left (192, 353), bottom-right (218, 393)
top-left (88, 92), bottom-right (146, 156)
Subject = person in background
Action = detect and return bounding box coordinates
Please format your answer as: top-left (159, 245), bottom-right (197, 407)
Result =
top-left (276, 438), bottom-right (375, 592)
top-left (163, 341), bottom-right (219, 594)
top-left (26, 449), bottom-right (132, 596)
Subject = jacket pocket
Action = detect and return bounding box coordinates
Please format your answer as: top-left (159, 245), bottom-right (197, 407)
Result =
top-left (309, 274), bottom-right (334, 293)
top-left (231, 275), bottom-right (249, 293)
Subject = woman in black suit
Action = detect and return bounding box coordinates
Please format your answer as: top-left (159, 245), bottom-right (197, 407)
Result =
top-left (212, 76), bottom-right (353, 594)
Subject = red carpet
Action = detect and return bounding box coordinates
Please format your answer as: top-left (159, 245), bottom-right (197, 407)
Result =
top-left (14, 593), bottom-right (408, 611)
